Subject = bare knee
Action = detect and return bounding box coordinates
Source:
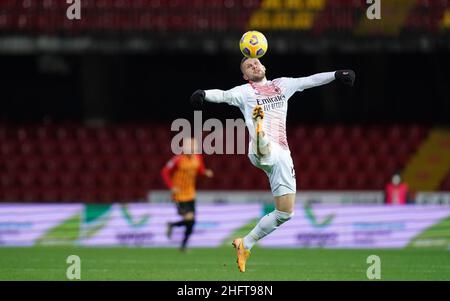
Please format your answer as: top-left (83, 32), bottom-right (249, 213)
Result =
top-left (183, 212), bottom-right (195, 221)
top-left (275, 193), bottom-right (296, 213)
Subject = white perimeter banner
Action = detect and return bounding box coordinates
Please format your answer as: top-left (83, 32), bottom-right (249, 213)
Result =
top-left (415, 192), bottom-right (450, 205)
top-left (148, 190), bottom-right (385, 205)
top-left (0, 203), bottom-right (449, 249)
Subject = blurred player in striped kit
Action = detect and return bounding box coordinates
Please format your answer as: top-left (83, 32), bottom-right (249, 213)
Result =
top-left (161, 137), bottom-right (213, 252)
top-left (190, 57), bottom-right (355, 271)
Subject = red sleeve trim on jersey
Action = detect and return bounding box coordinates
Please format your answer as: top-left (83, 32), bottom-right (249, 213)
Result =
top-left (161, 155), bottom-right (180, 189)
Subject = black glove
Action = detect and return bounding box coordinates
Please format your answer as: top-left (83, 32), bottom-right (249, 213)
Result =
top-left (335, 70), bottom-right (355, 87)
top-left (190, 89), bottom-right (205, 109)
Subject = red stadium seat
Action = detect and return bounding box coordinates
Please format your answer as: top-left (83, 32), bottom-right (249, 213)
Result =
top-left (440, 173), bottom-right (450, 191)
top-left (139, 141), bottom-right (156, 155)
top-left (18, 172), bottom-right (38, 188)
top-left (125, 156), bottom-right (145, 172)
top-left (60, 188), bottom-right (82, 203)
top-left (103, 155), bottom-right (124, 172)
top-left (56, 126), bottom-right (75, 141)
top-left (335, 174), bottom-right (349, 190)
top-left (22, 187), bottom-right (41, 203)
top-left (80, 173), bottom-right (98, 189)
top-left (23, 156), bottom-right (43, 172)
top-left (98, 141), bottom-right (120, 156)
top-left (1, 140), bottom-right (17, 156)
top-left (120, 142), bottom-right (139, 156)
top-left (75, 127), bottom-right (94, 141)
top-left (373, 172), bottom-right (388, 190)
top-left (2, 188), bottom-right (22, 202)
top-left (1, 173), bottom-right (17, 188)
top-left (97, 173), bottom-right (118, 189)
top-left (315, 173), bottom-right (331, 190)
top-left (63, 156), bottom-right (84, 172)
top-left (42, 156), bottom-right (63, 172)
top-left (79, 188), bottom-right (100, 203)
top-left (19, 141), bottom-right (36, 156)
top-left (58, 172), bottom-right (79, 188)
top-left (85, 156), bottom-right (104, 172)
top-left (38, 140), bottom-right (59, 156)
top-left (36, 125), bottom-right (56, 140)
top-left (117, 188), bottom-right (141, 201)
top-left (117, 173), bottom-right (137, 188)
top-left (38, 172), bottom-right (58, 187)
top-left (60, 141), bottom-right (80, 155)
top-left (353, 174), bottom-right (370, 190)
top-left (95, 127), bottom-right (114, 142)
top-left (80, 140), bottom-right (98, 156)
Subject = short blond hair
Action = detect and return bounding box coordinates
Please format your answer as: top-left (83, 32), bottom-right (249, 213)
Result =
top-left (240, 57), bottom-right (250, 73)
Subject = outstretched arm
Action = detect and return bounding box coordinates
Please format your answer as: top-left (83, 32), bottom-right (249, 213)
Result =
top-left (204, 90), bottom-right (238, 104)
top-left (294, 70), bottom-right (355, 91)
top-left (297, 72), bottom-right (336, 90)
top-left (190, 87), bottom-right (243, 109)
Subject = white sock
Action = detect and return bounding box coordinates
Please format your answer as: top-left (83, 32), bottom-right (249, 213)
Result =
top-left (243, 210), bottom-right (293, 250)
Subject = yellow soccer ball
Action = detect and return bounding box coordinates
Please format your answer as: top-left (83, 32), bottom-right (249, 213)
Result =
top-left (239, 31), bottom-right (268, 59)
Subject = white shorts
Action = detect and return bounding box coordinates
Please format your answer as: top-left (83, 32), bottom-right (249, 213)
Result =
top-left (248, 142), bottom-right (296, 197)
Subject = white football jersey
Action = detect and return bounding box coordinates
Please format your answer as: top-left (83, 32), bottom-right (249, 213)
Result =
top-left (205, 72), bottom-right (335, 151)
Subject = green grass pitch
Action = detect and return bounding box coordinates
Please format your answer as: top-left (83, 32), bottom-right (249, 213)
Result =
top-left (0, 247), bottom-right (449, 281)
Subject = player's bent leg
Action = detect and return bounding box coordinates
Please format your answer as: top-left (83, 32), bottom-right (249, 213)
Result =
top-left (242, 205), bottom-right (294, 250)
top-left (181, 219), bottom-right (195, 252)
top-left (167, 207), bottom-right (195, 241)
top-left (180, 211), bottom-right (195, 252)
top-left (166, 222), bottom-right (174, 239)
top-left (274, 193), bottom-right (295, 214)
top-left (168, 202), bottom-right (191, 239)
top-left (183, 211), bottom-right (195, 221)
top-left (242, 193), bottom-right (295, 247)
top-left (236, 145), bottom-right (295, 272)
top-left (234, 205), bottom-right (294, 272)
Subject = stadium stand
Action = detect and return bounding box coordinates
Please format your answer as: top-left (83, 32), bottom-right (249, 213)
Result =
top-left (404, 0), bottom-right (449, 34)
top-left (0, 0), bottom-right (448, 35)
top-left (0, 123), bottom-right (430, 202)
top-left (402, 129), bottom-right (450, 192)
top-left (441, 171), bottom-right (450, 190)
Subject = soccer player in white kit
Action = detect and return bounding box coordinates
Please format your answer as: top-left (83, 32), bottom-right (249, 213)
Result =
top-left (190, 57), bottom-right (355, 272)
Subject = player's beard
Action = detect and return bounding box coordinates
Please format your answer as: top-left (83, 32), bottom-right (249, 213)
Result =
top-left (248, 70), bottom-right (266, 82)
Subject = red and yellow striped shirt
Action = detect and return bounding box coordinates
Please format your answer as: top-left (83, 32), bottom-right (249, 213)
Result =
top-left (161, 154), bottom-right (206, 202)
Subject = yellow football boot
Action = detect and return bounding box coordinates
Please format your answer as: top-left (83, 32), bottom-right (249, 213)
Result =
top-left (232, 238), bottom-right (251, 273)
